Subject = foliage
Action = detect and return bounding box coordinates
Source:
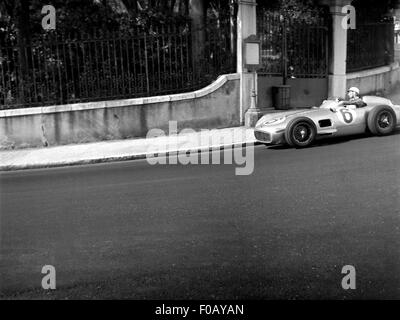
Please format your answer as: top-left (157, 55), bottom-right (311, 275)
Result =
top-left (352, 0), bottom-right (396, 22)
top-left (258, 0), bottom-right (324, 24)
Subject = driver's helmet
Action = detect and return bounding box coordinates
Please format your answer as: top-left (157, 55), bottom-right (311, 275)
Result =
top-left (348, 87), bottom-right (360, 95)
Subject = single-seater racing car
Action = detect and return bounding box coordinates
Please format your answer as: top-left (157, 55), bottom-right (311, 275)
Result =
top-left (254, 96), bottom-right (400, 148)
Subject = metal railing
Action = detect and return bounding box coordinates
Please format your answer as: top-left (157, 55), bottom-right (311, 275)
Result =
top-left (347, 20), bottom-right (394, 73)
top-left (0, 22), bottom-right (235, 109)
top-left (257, 10), bottom-right (329, 79)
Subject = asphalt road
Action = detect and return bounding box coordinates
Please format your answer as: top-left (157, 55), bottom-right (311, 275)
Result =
top-left (1, 132), bottom-right (399, 299)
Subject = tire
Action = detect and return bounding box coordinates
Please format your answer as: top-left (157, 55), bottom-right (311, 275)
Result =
top-left (367, 105), bottom-right (397, 136)
top-left (285, 117), bottom-right (317, 148)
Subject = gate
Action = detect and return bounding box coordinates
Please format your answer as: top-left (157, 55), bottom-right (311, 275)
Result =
top-left (347, 19), bottom-right (394, 72)
top-left (257, 10), bottom-right (329, 109)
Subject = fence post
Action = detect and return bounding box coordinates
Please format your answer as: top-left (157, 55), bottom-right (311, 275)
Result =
top-left (144, 32), bottom-right (150, 95)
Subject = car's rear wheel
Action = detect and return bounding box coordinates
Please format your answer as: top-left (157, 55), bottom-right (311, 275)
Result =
top-left (367, 105), bottom-right (397, 136)
top-left (285, 117), bottom-right (316, 148)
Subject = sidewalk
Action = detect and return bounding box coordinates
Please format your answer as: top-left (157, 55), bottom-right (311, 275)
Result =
top-left (0, 127), bottom-right (258, 171)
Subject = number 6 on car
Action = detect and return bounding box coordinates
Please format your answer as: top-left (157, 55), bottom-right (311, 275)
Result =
top-left (254, 95), bottom-right (400, 148)
top-left (337, 107), bottom-right (356, 124)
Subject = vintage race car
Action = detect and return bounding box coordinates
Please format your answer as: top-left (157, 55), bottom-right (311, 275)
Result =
top-left (254, 96), bottom-right (400, 148)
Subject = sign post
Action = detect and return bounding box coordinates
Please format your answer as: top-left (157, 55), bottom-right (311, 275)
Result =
top-left (244, 35), bottom-right (262, 127)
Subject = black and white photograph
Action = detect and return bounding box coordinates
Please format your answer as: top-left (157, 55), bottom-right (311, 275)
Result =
top-left (0, 0), bottom-right (399, 309)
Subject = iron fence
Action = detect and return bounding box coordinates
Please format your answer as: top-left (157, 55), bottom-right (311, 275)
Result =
top-left (0, 21), bottom-right (235, 109)
top-left (257, 11), bottom-right (329, 79)
top-left (347, 20), bottom-right (394, 72)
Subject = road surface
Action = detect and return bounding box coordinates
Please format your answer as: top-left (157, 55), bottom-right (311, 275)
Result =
top-left (1, 133), bottom-right (399, 299)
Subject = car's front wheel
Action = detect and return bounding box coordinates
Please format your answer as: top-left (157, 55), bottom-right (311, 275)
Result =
top-left (367, 105), bottom-right (397, 136)
top-left (285, 117), bottom-right (316, 148)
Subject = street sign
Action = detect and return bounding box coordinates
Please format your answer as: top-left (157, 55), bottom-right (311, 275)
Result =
top-left (244, 34), bottom-right (261, 71)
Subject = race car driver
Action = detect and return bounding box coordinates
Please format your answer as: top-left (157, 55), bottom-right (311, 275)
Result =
top-left (338, 87), bottom-right (367, 108)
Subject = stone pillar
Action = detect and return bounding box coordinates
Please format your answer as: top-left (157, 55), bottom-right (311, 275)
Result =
top-left (395, 2), bottom-right (400, 62)
top-left (320, 0), bottom-right (353, 98)
top-left (237, 0), bottom-right (261, 126)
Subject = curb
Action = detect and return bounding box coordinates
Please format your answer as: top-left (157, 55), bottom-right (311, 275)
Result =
top-left (0, 140), bottom-right (261, 172)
